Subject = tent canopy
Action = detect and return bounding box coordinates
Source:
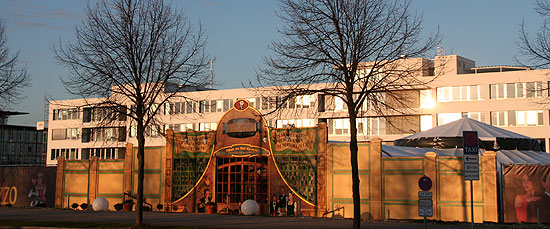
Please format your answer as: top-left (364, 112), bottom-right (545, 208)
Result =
top-left (393, 118), bottom-right (543, 151)
top-left (382, 145), bottom-right (550, 165)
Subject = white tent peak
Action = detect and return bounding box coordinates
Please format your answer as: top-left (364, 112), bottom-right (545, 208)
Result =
top-left (400, 117), bottom-right (531, 141)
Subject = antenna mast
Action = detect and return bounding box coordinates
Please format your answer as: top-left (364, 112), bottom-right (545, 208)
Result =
top-left (210, 59), bottom-right (214, 89)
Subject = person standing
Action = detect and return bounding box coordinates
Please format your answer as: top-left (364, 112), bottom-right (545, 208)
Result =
top-left (278, 186), bottom-right (288, 216)
top-left (270, 195), bottom-right (279, 216)
top-left (287, 192), bottom-right (297, 216)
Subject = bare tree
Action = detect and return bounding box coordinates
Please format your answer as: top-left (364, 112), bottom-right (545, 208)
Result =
top-left (518, 0), bottom-right (550, 68)
top-left (0, 19), bottom-right (31, 110)
top-left (258, 0), bottom-right (439, 227)
top-left (54, 0), bottom-right (209, 225)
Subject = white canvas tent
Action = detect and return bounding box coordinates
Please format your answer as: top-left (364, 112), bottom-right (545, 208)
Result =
top-left (381, 145), bottom-right (550, 164)
top-left (393, 118), bottom-right (543, 151)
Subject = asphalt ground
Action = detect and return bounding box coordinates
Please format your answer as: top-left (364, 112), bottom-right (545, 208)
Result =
top-left (0, 207), bottom-right (546, 228)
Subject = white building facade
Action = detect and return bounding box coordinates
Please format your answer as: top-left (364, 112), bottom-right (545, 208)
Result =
top-left (46, 54), bottom-right (550, 166)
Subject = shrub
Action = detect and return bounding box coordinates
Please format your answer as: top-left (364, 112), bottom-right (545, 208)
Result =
top-left (123, 199), bottom-right (134, 205)
top-left (71, 203), bottom-right (79, 209)
top-left (114, 203), bottom-right (123, 211)
top-left (80, 203), bottom-right (88, 210)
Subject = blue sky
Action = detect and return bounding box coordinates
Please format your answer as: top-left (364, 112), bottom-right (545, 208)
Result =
top-left (0, 0), bottom-right (542, 126)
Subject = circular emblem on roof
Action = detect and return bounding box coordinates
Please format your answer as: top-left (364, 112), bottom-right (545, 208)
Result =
top-left (234, 99), bottom-right (249, 111)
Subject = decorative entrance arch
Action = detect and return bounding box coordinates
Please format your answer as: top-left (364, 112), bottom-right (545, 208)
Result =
top-left (167, 99), bottom-right (325, 216)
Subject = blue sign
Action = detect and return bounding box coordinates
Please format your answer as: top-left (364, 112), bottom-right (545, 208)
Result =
top-left (463, 131), bottom-right (479, 155)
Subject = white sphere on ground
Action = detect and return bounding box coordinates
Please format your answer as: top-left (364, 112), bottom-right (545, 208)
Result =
top-left (241, 199), bottom-right (259, 215)
top-left (92, 197), bottom-right (109, 211)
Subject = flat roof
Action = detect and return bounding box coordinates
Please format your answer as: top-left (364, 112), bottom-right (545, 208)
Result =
top-left (471, 66), bottom-right (530, 73)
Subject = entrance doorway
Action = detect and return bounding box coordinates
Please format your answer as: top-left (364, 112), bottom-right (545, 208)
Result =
top-left (216, 156), bottom-right (268, 205)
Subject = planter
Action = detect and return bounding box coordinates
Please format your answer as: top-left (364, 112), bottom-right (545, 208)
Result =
top-left (123, 203), bottom-right (133, 211)
top-left (205, 204), bottom-right (216, 214)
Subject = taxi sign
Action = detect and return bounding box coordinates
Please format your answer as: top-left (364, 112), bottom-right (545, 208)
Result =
top-left (463, 131), bottom-right (479, 155)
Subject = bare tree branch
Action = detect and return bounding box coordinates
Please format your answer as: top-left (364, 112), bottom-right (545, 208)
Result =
top-left (256, 0), bottom-right (439, 227)
top-left (0, 19), bottom-right (31, 110)
top-left (53, 0), bottom-right (209, 225)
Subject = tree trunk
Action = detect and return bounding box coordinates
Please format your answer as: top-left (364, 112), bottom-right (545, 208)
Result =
top-left (348, 101), bottom-right (360, 229)
top-left (136, 119), bottom-right (145, 226)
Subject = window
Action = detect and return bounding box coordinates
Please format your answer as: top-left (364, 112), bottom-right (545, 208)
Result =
top-left (490, 110), bottom-right (544, 127)
top-left (386, 116), bottom-right (420, 134)
top-left (437, 85), bottom-right (484, 102)
top-left (420, 115), bottom-right (433, 131)
top-left (52, 108), bottom-right (79, 121)
top-left (248, 98), bottom-right (256, 109)
top-left (50, 148), bottom-right (79, 160)
top-left (334, 118), bottom-right (350, 135)
top-left (199, 122), bottom-right (217, 131)
top-left (356, 117), bottom-right (386, 136)
top-left (276, 119), bottom-right (315, 128)
top-left (82, 147), bottom-right (125, 160)
top-left (420, 90), bottom-right (435, 108)
top-left (490, 82), bottom-right (543, 99)
top-left (334, 96), bottom-right (345, 111)
top-left (437, 113), bottom-right (462, 126)
top-left (296, 95), bottom-right (315, 108)
top-left (462, 112), bottom-right (485, 123)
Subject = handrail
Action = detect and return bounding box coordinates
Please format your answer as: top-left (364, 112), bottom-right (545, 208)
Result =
top-left (124, 192), bottom-right (152, 209)
top-left (323, 206), bottom-right (344, 219)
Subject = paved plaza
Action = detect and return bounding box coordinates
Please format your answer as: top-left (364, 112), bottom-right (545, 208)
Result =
top-left (0, 207), bottom-right (534, 228)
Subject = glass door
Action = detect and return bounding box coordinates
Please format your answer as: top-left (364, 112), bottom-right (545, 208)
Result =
top-left (216, 156), bottom-right (268, 204)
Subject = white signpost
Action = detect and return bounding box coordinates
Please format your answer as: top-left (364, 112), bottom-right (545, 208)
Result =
top-left (463, 131), bottom-right (479, 229)
top-left (418, 176), bottom-right (433, 228)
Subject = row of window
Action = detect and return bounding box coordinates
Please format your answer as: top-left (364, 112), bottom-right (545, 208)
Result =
top-left (50, 147), bottom-right (125, 160)
top-left (51, 109), bottom-right (547, 143)
top-left (81, 147), bottom-right (125, 160)
top-left (0, 129), bottom-right (44, 143)
top-left (490, 110), bottom-right (544, 127)
top-left (0, 142), bottom-right (43, 155)
top-left (52, 108), bottom-right (79, 120)
top-left (51, 81), bottom-right (550, 125)
top-left (437, 85), bottom-right (485, 102)
top-left (83, 106), bottom-right (126, 123)
top-left (326, 110), bottom-right (545, 137)
top-left (164, 99), bottom-right (234, 115)
top-left (51, 128), bottom-right (79, 140)
top-left (490, 82), bottom-right (543, 99)
top-left (433, 81), bottom-right (545, 103)
top-left (81, 127), bottom-right (126, 143)
top-left (50, 148), bottom-right (79, 160)
top-left (275, 119), bottom-right (316, 128)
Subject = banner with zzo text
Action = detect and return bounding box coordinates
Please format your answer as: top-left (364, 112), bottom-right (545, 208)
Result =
top-left (0, 166), bottom-right (57, 207)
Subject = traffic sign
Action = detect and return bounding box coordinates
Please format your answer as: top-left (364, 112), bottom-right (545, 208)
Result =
top-left (418, 199), bottom-right (433, 217)
top-left (465, 172), bottom-right (480, 180)
top-left (418, 199), bottom-right (433, 207)
top-left (463, 131), bottom-right (479, 154)
top-left (419, 206), bottom-right (433, 217)
top-left (418, 191), bottom-right (432, 199)
top-left (418, 176), bottom-right (432, 191)
top-left (464, 154), bottom-right (479, 164)
top-left (464, 163), bottom-right (479, 172)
